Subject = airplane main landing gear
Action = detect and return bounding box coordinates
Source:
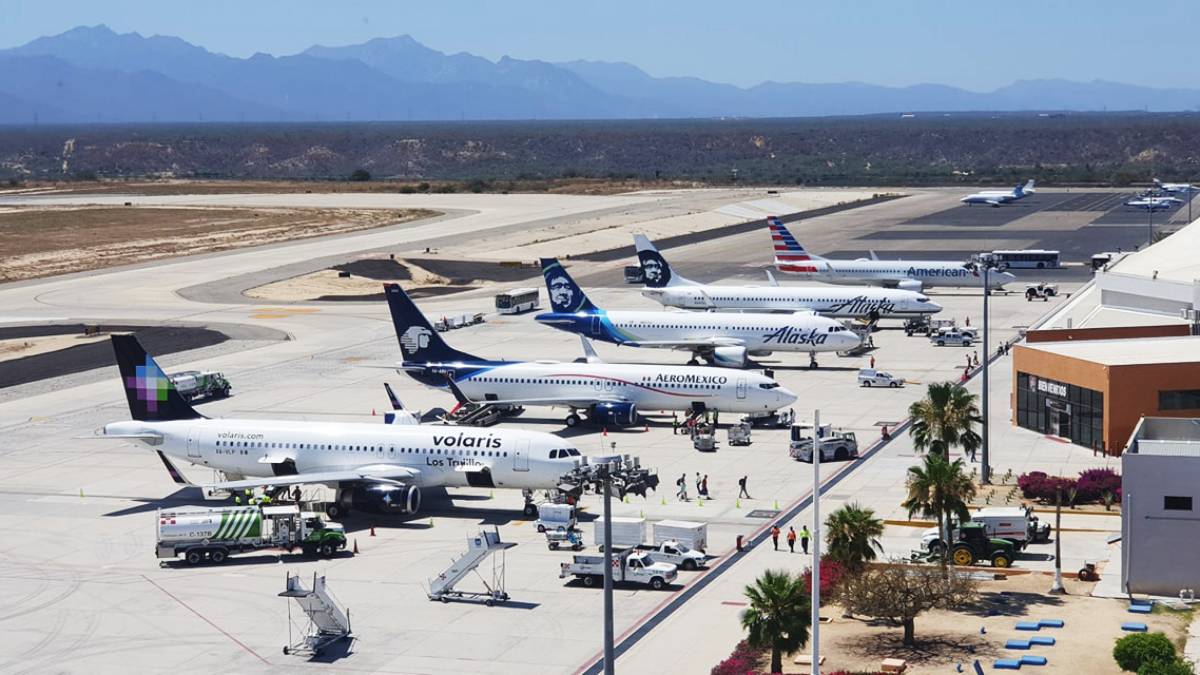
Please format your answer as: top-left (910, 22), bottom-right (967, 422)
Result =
top-left (565, 413), bottom-right (581, 427)
top-left (808, 351), bottom-right (819, 370)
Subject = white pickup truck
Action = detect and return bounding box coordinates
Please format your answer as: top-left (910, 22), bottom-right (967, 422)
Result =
top-left (789, 425), bottom-right (859, 462)
top-left (930, 327), bottom-right (976, 347)
top-left (560, 549), bottom-right (678, 590)
top-left (636, 540), bottom-right (707, 570)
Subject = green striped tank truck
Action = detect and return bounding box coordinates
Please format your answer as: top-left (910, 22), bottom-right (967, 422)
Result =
top-left (156, 504), bottom-right (347, 565)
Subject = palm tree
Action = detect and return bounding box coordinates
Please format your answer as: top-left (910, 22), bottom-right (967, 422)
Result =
top-left (741, 569), bottom-right (811, 673)
top-left (903, 453), bottom-right (976, 561)
top-left (825, 502), bottom-right (885, 572)
top-left (909, 382), bottom-right (982, 460)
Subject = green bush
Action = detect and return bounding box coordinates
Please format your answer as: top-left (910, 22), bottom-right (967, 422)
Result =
top-left (349, 168), bottom-right (371, 182)
top-left (1139, 658), bottom-right (1195, 675)
top-left (1114, 632), bottom-right (1176, 672)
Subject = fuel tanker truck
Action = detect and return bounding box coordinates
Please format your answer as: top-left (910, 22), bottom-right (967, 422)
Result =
top-left (156, 504), bottom-right (347, 565)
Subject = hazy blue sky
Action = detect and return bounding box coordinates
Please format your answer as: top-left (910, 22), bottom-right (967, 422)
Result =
top-left (2, 0), bottom-right (1194, 90)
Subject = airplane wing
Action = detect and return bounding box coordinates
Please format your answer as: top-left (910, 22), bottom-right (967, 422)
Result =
top-left (204, 465), bottom-right (422, 492)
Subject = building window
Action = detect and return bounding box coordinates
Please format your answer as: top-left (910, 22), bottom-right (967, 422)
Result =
top-left (1164, 496), bottom-right (1193, 511)
top-left (1159, 390), bottom-right (1200, 411)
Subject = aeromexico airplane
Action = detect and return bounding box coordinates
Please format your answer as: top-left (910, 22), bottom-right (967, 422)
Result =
top-left (769, 217), bottom-right (1016, 292)
top-left (960, 180), bottom-right (1036, 206)
top-left (632, 233), bottom-right (942, 320)
top-left (102, 335), bottom-right (582, 519)
top-left (385, 284), bottom-right (796, 427)
top-left (535, 258), bottom-right (860, 368)
top-left (1154, 178), bottom-right (1197, 194)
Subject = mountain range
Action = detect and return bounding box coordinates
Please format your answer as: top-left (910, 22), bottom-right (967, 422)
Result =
top-left (2, 25), bottom-right (1199, 124)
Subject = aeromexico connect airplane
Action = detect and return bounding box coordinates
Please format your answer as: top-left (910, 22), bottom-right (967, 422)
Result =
top-left (534, 258), bottom-right (860, 368)
top-left (632, 233), bottom-right (942, 320)
top-left (385, 284), bottom-right (797, 427)
top-left (960, 180), bottom-right (1036, 206)
top-left (769, 217), bottom-right (1016, 291)
top-left (102, 335), bottom-right (583, 519)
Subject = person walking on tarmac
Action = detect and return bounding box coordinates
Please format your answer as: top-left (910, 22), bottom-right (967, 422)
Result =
top-left (787, 526), bottom-right (797, 553)
top-left (771, 525), bottom-right (781, 551)
top-left (738, 476), bottom-right (751, 499)
top-left (700, 475), bottom-right (709, 498)
top-left (800, 525), bottom-right (811, 554)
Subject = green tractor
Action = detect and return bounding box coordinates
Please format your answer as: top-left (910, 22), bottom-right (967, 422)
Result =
top-left (949, 522), bottom-right (1016, 568)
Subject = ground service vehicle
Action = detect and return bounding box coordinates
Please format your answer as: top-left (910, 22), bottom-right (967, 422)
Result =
top-left (858, 368), bottom-right (903, 388)
top-left (535, 502), bottom-right (577, 533)
top-left (495, 288), bottom-right (540, 314)
top-left (930, 327), bottom-right (976, 347)
top-left (168, 370), bottom-right (231, 401)
top-left (949, 522), bottom-right (1016, 568)
top-left (789, 425), bottom-right (859, 462)
top-left (156, 504), bottom-right (346, 564)
top-left (593, 517), bottom-right (646, 550)
top-left (921, 506), bottom-right (1051, 553)
top-left (651, 520), bottom-right (708, 552)
top-left (1025, 283), bottom-right (1059, 301)
top-left (560, 548), bottom-right (678, 589)
top-left (727, 421), bottom-right (752, 446)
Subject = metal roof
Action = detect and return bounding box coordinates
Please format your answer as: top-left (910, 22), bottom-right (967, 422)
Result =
top-left (1024, 335), bottom-right (1200, 366)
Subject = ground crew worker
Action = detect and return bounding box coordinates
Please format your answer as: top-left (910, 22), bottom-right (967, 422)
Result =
top-left (738, 476), bottom-right (751, 499)
top-left (260, 493), bottom-right (272, 505)
top-left (700, 475), bottom-right (709, 498)
top-left (233, 494), bottom-right (242, 505)
top-left (243, 488), bottom-right (253, 504)
top-left (787, 526), bottom-right (797, 553)
top-left (869, 355), bottom-right (876, 369)
top-left (800, 525), bottom-right (811, 554)
top-left (771, 525), bottom-right (781, 551)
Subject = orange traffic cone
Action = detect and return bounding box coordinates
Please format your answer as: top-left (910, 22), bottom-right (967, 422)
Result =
top-left (353, 539), bottom-right (360, 554)
top-left (370, 526), bottom-right (376, 537)
top-left (372, 408), bottom-right (376, 416)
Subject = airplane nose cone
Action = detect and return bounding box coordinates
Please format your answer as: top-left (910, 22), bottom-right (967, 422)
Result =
top-left (776, 386), bottom-right (798, 408)
top-left (925, 300), bottom-right (944, 313)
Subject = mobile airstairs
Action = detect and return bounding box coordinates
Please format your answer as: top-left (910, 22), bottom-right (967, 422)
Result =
top-left (280, 573), bottom-right (352, 656)
top-left (427, 527), bottom-right (516, 606)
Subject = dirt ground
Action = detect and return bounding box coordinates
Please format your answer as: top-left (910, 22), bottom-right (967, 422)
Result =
top-left (773, 572), bottom-right (1192, 674)
top-left (0, 334), bottom-right (109, 363)
top-left (0, 206), bottom-right (435, 281)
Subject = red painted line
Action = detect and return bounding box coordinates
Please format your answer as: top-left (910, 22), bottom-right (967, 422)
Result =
top-left (142, 575), bottom-right (271, 665)
top-left (1043, 435), bottom-right (1070, 444)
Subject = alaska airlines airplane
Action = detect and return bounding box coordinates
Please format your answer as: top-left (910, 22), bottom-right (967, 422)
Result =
top-left (769, 217), bottom-right (1016, 292)
top-left (535, 258), bottom-right (860, 368)
top-left (103, 335), bottom-right (582, 519)
top-left (1154, 179), bottom-right (1197, 194)
top-left (633, 234), bottom-right (941, 320)
top-left (385, 284), bottom-right (796, 426)
top-left (960, 180), bottom-right (1036, 207)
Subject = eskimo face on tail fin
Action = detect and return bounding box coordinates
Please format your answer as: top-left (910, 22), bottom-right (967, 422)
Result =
top-left (383, 283), bottom-right (478, 363)
top-left (539, 258), bottom-right (598, 313)
top-left (111, 334), bottom-right (203, 422)
top-left (632, 234), bottom-right (676, 288)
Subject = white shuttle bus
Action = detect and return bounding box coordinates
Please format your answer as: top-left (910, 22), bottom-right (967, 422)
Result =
top-left (495, 288), bottom-right (540, 314)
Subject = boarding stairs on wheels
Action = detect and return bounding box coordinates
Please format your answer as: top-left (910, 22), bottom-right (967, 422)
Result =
top-left (280, 573), bottom-right (351, 656)
top-left (428, 527), bottom-right (516, 606)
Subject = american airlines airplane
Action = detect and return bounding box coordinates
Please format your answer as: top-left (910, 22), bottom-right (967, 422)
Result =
top-left (385, 284), bottom-right (797, 426)
top-left (769, 217), bottom-right (1016, 292)
top-left (1154, 179), bottom-right (1197, 194)
top-left (103, 335), bottom-right (582, 519)
top-left (960, 180), bottom-right (1036, 207)
top-left (535, 258), bottom-right (860, 368)
top-left (632, 233), bottom-right (942, 320)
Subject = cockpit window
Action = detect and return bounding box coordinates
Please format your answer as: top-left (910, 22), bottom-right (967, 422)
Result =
top-left (550, 449), bottom-right (560, 459)
top-left (917, 297), bottom-right (930, 303)
top-left (759, 382), bottom-right (780, 389)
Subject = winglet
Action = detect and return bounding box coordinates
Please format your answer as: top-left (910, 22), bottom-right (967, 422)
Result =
top-left (156, 450), bottom-right (194, 485)
top-left (868, 249), bottom-right (880, 261)
top-left (580, 335), bottom-right (604, 364)
top-left (764, 269), bottom-right (779, 287)
top-left (384, 382), bottom-right (403, 411)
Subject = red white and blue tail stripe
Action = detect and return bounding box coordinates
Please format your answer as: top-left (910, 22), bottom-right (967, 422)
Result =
top-left (768, 216), bottom-right (819, 273)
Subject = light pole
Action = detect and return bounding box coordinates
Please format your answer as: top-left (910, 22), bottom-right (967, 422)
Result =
top-left (969, 254), bottom-right (1005, 484)
top-left (601, 455), bottom-right (615, 675)
top-left (811, 408), bottom-right (821, 675)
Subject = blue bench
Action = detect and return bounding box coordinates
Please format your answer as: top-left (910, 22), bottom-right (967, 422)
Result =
top-left (1020, 655), bottom-right (1048, 666)
top-left (1038, 619), bottom-right (1065, 628)
top-left (1128, 602), bottom-right (1153, 614)
top-left (1122, 622), bottom-right (1148, 632)
top-left (1029, 636), bottom-right (1056, 646)
top-left (995, 658), bottom-right (1023, 670)
top-left (1006, 640), bottom-right (1031, 649)
top-left (1015, 621), bottom-right (1041, 631)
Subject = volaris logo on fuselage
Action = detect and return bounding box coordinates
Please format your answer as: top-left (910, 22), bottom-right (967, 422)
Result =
top-left (762, 326), bottom-right (829, 346)
top-left (431, 432), bottom-right (503, 449)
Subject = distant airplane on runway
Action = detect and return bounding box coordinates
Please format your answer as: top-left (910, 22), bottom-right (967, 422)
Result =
top-left (767, 217), bottom-right (1016, 292)
top-left (1126, 196), bottom-right (1182, 211)
top-left (632, 233), bottom-right (942, 320)
top-left (960, 180), bottom-right (1036, 207)
top-left (1154, 179), bottom-right (1197, 194)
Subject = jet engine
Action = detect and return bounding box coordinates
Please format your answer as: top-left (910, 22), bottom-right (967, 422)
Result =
top-left (710, 346), bottom-right (750, 368)
top-left (351, 483), bottom-right (422, 515)
top-left (590, 401), bottom-right (639, 427)
top-left (897, 279), bottom-right (924, 292)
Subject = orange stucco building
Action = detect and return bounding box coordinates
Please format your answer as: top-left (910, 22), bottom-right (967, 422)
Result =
top-left (1012, 333), bottom-right (1200, 454)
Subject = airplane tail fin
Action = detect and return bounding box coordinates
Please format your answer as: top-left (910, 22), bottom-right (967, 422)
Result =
top-left (111, 334), bottom-right (204, 423)
top-left (384, 284), bottom-right (480, 363)
top-left (768, 216), bottom-right (823, 268)
top-left (540, 258), bottom-right (600, 313)
top-left (1025, 179), bottom-right (1035, 193)
top-left (633, 234), bottom-right (690, 288)
top-left (1013, 183), bottom-right (1024, 197)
